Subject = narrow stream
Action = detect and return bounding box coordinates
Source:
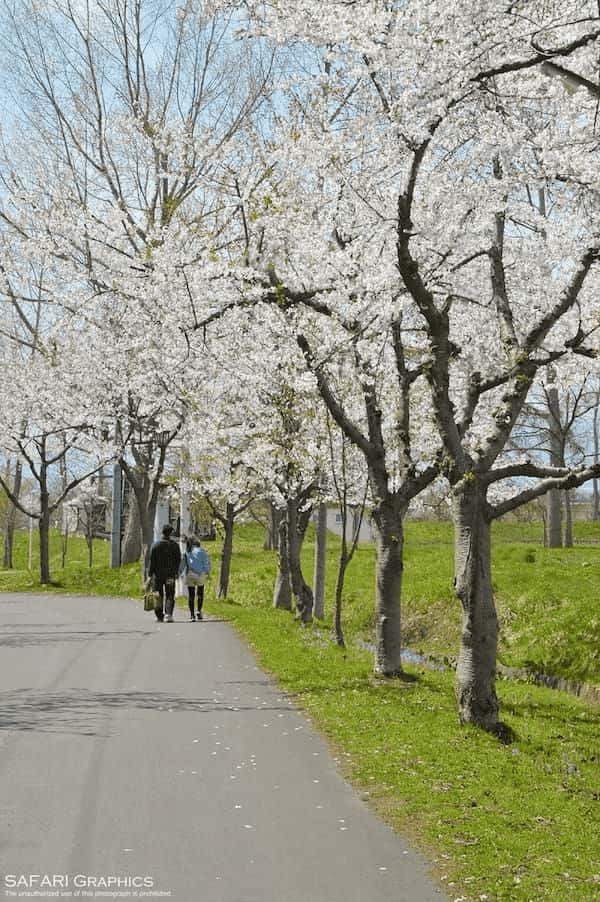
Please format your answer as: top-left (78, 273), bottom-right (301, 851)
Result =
top-left (354, 639), bottom-right (599, 705)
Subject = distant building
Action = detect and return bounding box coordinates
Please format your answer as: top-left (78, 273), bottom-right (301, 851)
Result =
top-left (317, 506), bottom-right (376, 543)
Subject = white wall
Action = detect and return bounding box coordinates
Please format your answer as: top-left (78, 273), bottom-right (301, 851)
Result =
top-left (323, 507), bottom-right (375, 543)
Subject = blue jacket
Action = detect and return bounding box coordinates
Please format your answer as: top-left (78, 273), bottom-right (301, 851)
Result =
top-left (180, 545), bottom-right (210, 577)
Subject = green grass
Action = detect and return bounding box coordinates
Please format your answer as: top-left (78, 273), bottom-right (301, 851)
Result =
top-left (205, 605), bottom-right (598, 901)
top-left (1, 520), bottom-right (599, 900)
top-left (0, 528), bottom-right (141, 596)
top-left (199, 522), bottom-right (599, 901)
top-left (2, 519), bottom-right (597, 683)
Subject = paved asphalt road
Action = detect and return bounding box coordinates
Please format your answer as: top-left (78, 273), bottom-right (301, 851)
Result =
top-left (0, 593), bottom-right (445, 902)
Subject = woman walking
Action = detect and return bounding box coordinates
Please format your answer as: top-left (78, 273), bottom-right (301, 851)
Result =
top-left (180, 535), bottom-right (211, 621)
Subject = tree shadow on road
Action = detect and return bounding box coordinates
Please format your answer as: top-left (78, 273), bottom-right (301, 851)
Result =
top-left (0, 628), bottom-right (154, 647)
top-left (0, 688), bottom-right (293, 736)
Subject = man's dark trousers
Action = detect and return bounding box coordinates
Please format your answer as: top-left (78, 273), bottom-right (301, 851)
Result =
top-left (154, 576), bottom-right (176, 620)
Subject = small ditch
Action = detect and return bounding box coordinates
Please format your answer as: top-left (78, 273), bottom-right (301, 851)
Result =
top-left (354, 639), bottom-right (599, 706)
top-left (496, 664), bottom-right (600, 706)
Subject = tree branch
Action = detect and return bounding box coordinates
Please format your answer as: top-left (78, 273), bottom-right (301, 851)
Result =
top-left (473, 28), bottom-right (600, 83)
top-left (491, 463), bottom-right (600, 519)
top-left (484, 462), bottom-right (572, 485)
top-left (296, 333), bottom-right (373, 458)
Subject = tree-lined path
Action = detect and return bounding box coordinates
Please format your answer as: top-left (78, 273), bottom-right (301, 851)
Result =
top-left (0, 594), bottom-right (443, 902)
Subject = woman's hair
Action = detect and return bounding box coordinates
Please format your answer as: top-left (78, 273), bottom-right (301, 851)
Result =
top-left (187, 534), bottom-right (200, 548)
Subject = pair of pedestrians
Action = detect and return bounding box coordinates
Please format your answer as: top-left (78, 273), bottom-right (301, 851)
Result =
top-left (148, 524), bottom-right (211, 622)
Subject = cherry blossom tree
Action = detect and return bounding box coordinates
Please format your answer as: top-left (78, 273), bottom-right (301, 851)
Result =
top-left (0, 0), bottom-right (277, 365)
top-left (0, 334), bottom-right (114, 583)
top-left (0, 0), bottom-right (277, 568)
top-left (2, 0), bottom-right (600, 737)
top-left (182, 309), bottom-right (327, 616)
top-left (193, 0), bottom-right (600, 730)
top-left (183, 431), bottom-right (261, 600)
top-left (0, 227), bottom-right (116, 582)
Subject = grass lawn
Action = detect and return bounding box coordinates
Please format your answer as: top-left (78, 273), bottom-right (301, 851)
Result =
top-left (1, 520), bottom-right (598, 900)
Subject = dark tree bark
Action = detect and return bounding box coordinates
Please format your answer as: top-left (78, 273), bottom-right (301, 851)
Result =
top-left (218, 502), bottom-right (235, 598)
top-left (328, 419), bottom-right (369, 649)
top-left (333, 553), bottom-right (347, 647)
top-left (121, 487), bottom-right (142, 564)
top-left (296, 332), bottom-right (435, 675)
top-left (3, 459), bottom-right (22, 569)
top-left (287, 496), bottom-right (314, 623)
top-left (371, 497), bottom-right (406, 676)
top-left (545, 488), bottom-right (562, 547)
top-left (453, 479), bottom-right (499, 732)
top-left (564, 490), bottom-right (573, 547)
top-left (264, 501), bottom-right (283, 551)
top-left (204, 493), bottom-right (254, 599)
top-left (123, 478), bottom-right (155, 578)
top-left (333, 505), bottom-right (363, 647)
top-left (545, 381), bottom-right (563, 547)
top-left (592, 398), bottom-right (600, 520)
top-left (120, 434), bottom-right (171, 578)
top-left (272, 514), bottom-right (292, 610)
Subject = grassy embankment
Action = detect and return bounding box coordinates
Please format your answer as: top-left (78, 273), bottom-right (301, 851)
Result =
top-left (1, 520), bottom-right (598, 901)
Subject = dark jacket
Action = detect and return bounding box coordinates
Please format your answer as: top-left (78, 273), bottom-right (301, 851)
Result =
top-left (149, 538), bottom-right (181, 580)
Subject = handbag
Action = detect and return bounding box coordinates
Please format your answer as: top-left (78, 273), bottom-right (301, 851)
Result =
top-left (143, 590), bottom-right (159, 611)
top-left (143, 577), bottom-right (160, 612)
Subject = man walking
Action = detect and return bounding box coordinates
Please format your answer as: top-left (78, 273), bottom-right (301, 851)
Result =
top-left (149, 524), bottom-right (181, 622)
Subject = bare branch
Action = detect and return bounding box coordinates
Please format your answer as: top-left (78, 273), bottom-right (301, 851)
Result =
top-left (491, 462), bottom-right (600, 519)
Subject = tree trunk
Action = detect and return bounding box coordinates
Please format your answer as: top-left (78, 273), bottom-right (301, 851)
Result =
top-left (371, 498), bottom-right (405, 676)
top-left (352, 505), bottom-right (362, 541)
top-left (264, 502), bottom-right (282, 551)
top-left (272, 516), bottom-right (292, 609)
top-left (120, 454), bottom-right (162, 579)
top-left (592, 478), bottom-right (600, 522)
top-left (564, 490), bottom-right (573, 548)
top-left (87, 509), bottom-right (94, 568)
top-left (218, 503), bottom-right (234, 598)
top-left (312, 503), bottom-right (327, 619)
top-left (592, 399), bottom-right (600, 520)
top-left (452, 481), bottom-right (500, 733)
top-left (61, 515), bottom-right (69, 569)
top-left (333, 547), bottom-right (347, 648)
top-left (331, 497), bottom-right (364, 649)
top-left (545, 489), bottom-right (562, 547)
top-left (127, 478), bottom-right (155, 579)
top-left (545, 381), bottom-right (562, 547)
top-left (287, 497), bottom-right (313, 622)
top-left (3, 458), bottom-right (22, 568)
top-left (121, 491), bottom-right (142, 564)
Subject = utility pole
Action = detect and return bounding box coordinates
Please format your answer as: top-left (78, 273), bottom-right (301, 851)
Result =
top-left (313, 503), bottom-right (327, 619)
top-left (111, 462), bottom-right (122, 568)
